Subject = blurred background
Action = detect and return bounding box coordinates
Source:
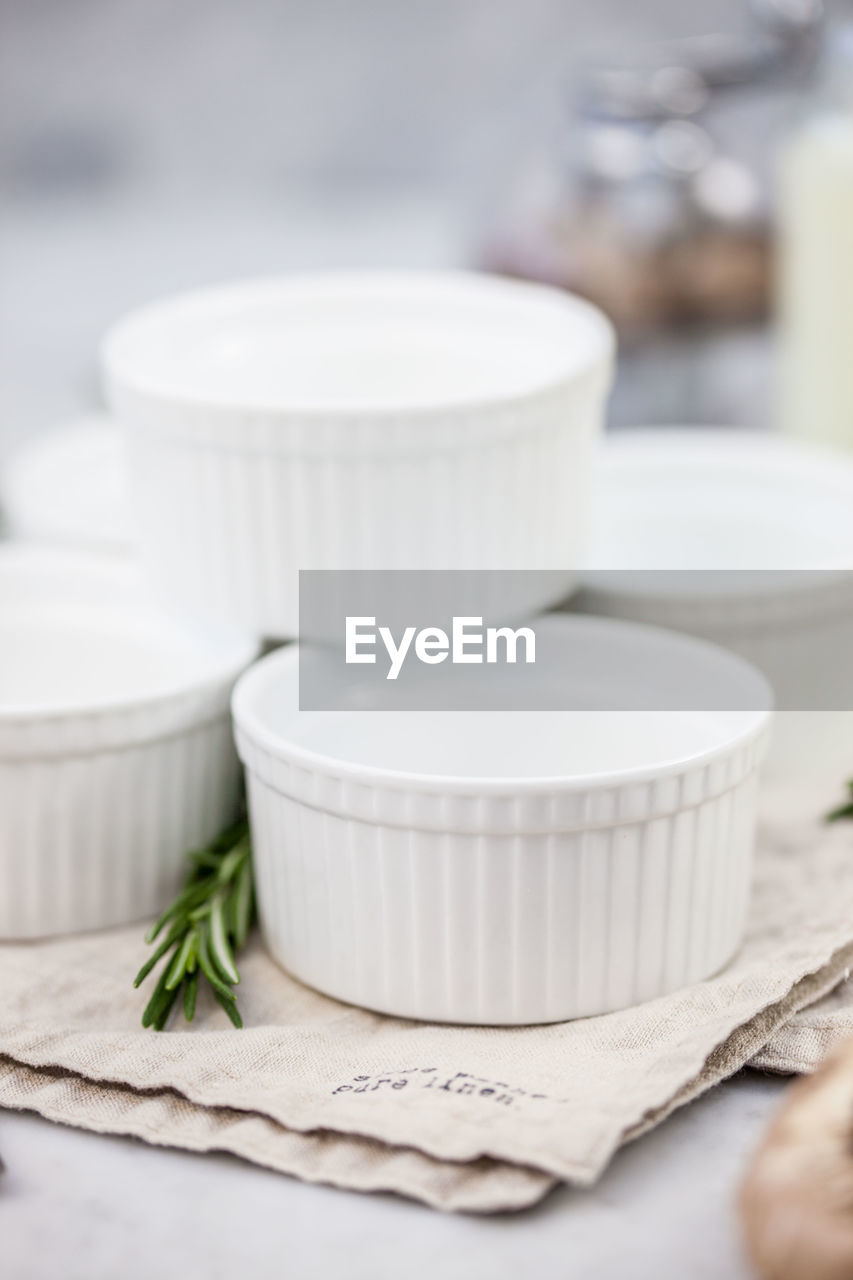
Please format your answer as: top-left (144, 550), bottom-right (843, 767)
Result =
top-left (0, 0), bottom-right (846, 460)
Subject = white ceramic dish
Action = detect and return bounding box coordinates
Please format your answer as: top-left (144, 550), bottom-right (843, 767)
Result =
top-left (102, 271), bottom-right (615, 638)
top-left (1, 414), bottom-right (130, 551)
top-left (580, 428), bottom-right (853, 779)
top-left (233, 614), bottom-right (771, 1025)
top-left (0, 545), bottom-right (256, 938)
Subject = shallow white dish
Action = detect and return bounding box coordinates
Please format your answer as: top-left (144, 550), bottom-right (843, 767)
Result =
top-left (0, 545), bottom-right (256, 938)
top-left (102, 271), bottom-right (614, 638)
top-left (233, 614), bottom-right (772, 1025)
top-left (0, 414), bottom-right (130, 551)
top-left (580, 428), bottom-right (853, 779)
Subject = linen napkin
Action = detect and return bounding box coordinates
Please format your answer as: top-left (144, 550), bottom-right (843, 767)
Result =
top-left (2, 789), bottom-right (852, 1214)
top-left (751, 975), bottom-right (853, 1076)
top-left (748, 784), bottom-right (853, 1076)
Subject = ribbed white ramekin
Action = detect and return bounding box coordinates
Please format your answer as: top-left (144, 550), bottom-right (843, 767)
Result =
top-left (0, 414), bottom-right (130, 552)
top-left (101, 272), bottom-right (615, 638)
top-left (579, 429), bottom-right (853, 780)
top-left (233, 615), bottom-right (772, 1025)
top-left (0, 546), bottom-right (256, 938)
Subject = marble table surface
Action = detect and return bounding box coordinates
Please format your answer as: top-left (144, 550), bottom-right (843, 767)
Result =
top-left (1, 1070), bottom-right (787, 1280)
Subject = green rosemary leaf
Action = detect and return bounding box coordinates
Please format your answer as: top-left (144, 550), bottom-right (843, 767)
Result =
top-left (217, 842), bottom-right (247, 886)
top-left (144, 882), bottom-right (211, 944)
top-left (209, 894), bottom-right (240, 985)
top-left (233, 855), bottom-right (253, 952)
top-left (141, 962), bottom-right (177, 1029)
top-left (197, 919), bottom-right (239, 1002)
top-left (188, 849), bottom-right (225, 869)
top-left (134, 810), bottom-right (254, 1031)
top-left (207, 816), bottom-right (251, 856)
top-left (827, 780), bottom-right (853, 823)
top-left (212, 985), bottom-right (244, 1029)
top-left (165, 928), bottom-right (198, 991)
top-left (133, 918), bottom-right (187, 987)
top-left (183, 970), bottom-right (199, 1022)
top-left (152, 983), bottom-right (181, 1032)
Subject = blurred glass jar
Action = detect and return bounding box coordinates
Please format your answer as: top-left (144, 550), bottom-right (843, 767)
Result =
top-left (540, 104), bottom-right (769, 334)
top-left (484, 2), bottom-right (823, 422)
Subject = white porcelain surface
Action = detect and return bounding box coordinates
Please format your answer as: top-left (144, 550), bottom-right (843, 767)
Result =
top-left (581, 428), bottom-right (853, 779)
top-left (0, 545), bottom-right (256, 938)
top-left (586, 429), bottom-right (853, 574)
top-left (102, 271), bottom-right (614, 638)
top-left (0, 414), bottom-right (130, 551)
top-left (233, 614), bottom-right (771, 1025)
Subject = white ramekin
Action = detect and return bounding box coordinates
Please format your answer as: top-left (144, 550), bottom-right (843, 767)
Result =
top-left (0, 415), bottom-right (130, 552)
top-left (233, 614), bottom-right (771, 1025)
top-left (580, 428), bottom-right (853, 780)
top-left (0, 546), bottom-right (256, 938)
top-left (101, 271), bottom-right (615, 638)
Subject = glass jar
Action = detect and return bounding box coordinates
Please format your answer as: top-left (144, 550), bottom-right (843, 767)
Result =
top-left (483, 0), bottom-right (823, 426)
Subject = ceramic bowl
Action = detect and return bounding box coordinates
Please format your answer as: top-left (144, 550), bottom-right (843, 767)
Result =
top-left (579, 428), bottom-right (853, 780)
top-left (0, 415), bottom-right (130, 551)
top-left (102, 271), bottom-right (614, 638)
top-left (0, 545), bottom-right (256, 937)
top-left (232, 613), bottom-right (771, 1025)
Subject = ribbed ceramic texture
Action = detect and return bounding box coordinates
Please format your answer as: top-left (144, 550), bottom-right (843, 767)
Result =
top-left (0, 716), bottom-right (241, 939)
top-left (110, 377), bottom-right (606, 638)
top-left (239, 727), bottom-right (768, 1025)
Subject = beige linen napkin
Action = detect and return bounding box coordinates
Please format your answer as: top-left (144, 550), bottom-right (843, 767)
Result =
top-left (749, 787), bottom-right (853, 1076)
top-left (2, 796), bottom-right (852, 1213)
top-left (751, 975), bottom-right (853, 1076)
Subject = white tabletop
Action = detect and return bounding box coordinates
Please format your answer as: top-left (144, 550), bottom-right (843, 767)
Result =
top-left (2, 1070), bottom-right (787, 1280)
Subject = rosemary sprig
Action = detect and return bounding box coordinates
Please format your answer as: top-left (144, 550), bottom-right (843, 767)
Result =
top-left (827, 780), bottom-right (853, 824)
top-left (134, 814), bottom-right (254, 1030)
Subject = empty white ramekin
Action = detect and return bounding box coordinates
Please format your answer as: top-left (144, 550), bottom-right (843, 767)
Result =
top-left (580, 429), bottom-right (853, 781)
top-left (233, 614), bottom-right (771, 1025)
top-left (0, 415), bottom-right (130, 552)
top-left (0, 545), bottom-right (256, 938)
top-left (101, 271), bottom-right (615, 638)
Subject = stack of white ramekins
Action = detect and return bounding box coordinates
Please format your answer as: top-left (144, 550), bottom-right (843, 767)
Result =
top-left (0, 272), bottom-right (790, 1026)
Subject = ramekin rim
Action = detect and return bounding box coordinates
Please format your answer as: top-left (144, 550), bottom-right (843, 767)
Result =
top-left (101, 269), bottom-right (617, 421)
top-left (231, 625), bottom-right (774, 797)
top-left (0, 544), bottom-right (258, 725)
